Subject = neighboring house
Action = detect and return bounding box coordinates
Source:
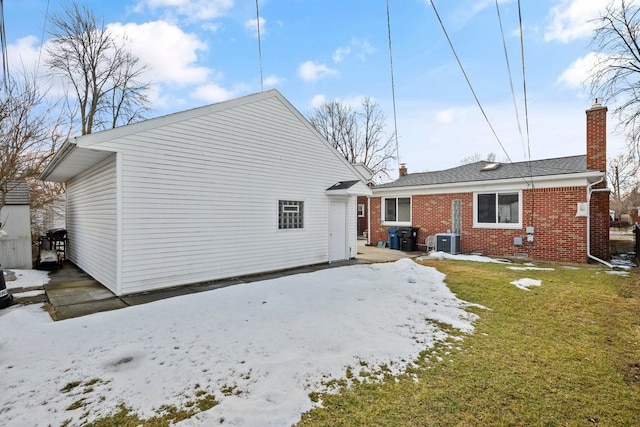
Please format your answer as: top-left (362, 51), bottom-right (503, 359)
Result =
top-left (368, 101), bottom-right (610, 264)
top-left (41, 90), bottom-right (371, 296)
top-left (0, 181), bottom-right (32, 269)
top-left (352, 163), bottom-right (374, 236)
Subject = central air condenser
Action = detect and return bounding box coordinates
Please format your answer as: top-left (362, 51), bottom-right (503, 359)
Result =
top-left (435, 233), bottom-right (460, 254)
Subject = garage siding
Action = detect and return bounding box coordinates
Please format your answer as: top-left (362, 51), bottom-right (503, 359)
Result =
top-left (65, 155), bottom-right (118, 293)
top-left (90, 94), bottom-right (360, 294)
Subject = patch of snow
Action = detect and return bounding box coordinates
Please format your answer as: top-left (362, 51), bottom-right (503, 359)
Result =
top-left (3, 269), bottom-right (49, 290)
top-left (0, 259), bottom-right (478, 427)
top-left (419, 251), bottom-right (511, 264)
top-left (605, 270), bottom-right (630, 276)
top-left (510, 278), bottom-right (542, 291)
top-left (11, 290), bottom-right (46, 298)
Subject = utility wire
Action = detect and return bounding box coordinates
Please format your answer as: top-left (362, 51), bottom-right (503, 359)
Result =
top-left (0, 0), bottom-right (9, 91)
top-left (255, 0), bottom-right (264, 91)
top-left (516, 0), bottom-right (536, 226)
top-left (386, 0), bottom-right (400, 168)
top-left (428, 0), bottom-right (531, 185)
top-left (494, 0), bottom-right (526, 159)
top-left (36, 0), bottom-right (51, 76)
top-left (517, 0), bottom-right (532, 163)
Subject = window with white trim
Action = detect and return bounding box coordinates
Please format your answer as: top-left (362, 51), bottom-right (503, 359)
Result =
top-left (278, 200), bottom-right (304, 229)
top-left (383, 197), bottom-right (411, 223)
top-left (357, 204), bottom-right (365, 218)
top-left (474, 192), bottom-right (521, 228)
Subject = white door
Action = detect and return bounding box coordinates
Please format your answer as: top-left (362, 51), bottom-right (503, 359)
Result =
top-left (329, 201), bottom-right (347, 262)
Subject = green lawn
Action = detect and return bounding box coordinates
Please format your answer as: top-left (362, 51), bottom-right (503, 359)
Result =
top-left (297, 259), bottom-right (640, 427)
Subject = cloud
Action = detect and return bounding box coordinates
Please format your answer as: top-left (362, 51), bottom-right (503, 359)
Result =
top-left (245, 16), bottom-right (266, 38)
top-left (544, 0), bottom-right (610, 43)
top-left (444, 0), bottom-right (511, 29)
top-left (310, 94), bottom-right (327, 108)
top-left (557, 52), bottom-right (603, 88)
top-left (7, 36), bottom-right (41, 75)
top-left (135, 0), bottom-right (234, 21)
top-left (436, 109), bottom-right (456, 123)
top-left (190, 83), bottom-right (235, 103)
top-left (332, 38), bottom-right (375, 63)
top-left (263, 75), bottom-right (284, 87)
top-left (298, 61), bottom-right (339, 82)
top-left (332, 46), bottom-right (351, 63)
top-left (108, 20), bottom-right (210, 86)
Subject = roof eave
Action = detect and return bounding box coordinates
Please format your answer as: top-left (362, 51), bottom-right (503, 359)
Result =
top-left (372, 171), bottom-right (604, 195)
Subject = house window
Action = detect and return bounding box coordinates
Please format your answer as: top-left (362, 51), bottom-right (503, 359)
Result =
top-left (279, 200), bottom-right (304, 229)
top-left (357, 204), bottom-right (365, 218)
top-left (384, 197), bottom-right (411, 223)
top-left (474, 192), bottom-right (521, 228)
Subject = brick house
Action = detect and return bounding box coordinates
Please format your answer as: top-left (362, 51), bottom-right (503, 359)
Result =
top-left (367, 102), bottom-right (610, 264)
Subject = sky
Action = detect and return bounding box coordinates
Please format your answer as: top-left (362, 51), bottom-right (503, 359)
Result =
top-left (4, 0), bottom-right (625, 175)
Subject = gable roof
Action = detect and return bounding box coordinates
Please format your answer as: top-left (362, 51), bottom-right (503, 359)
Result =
top-left (375, 155), bottom-right (597, 189)
top-left (2, 181), bottom-right (30, 205)
top-left (42, 90), bottom-right (360, 184)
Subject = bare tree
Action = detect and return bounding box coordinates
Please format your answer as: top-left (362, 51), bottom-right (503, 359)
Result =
top-left (0, 74), bottom-right (68, 212)
top-left (459, 152), bottom-right (497, 165)
top-left (46, 2), bottom-right (150, 135)
top-left (607, 153), bottom-right (639, 216)
top-left (308, 98), bottom-right (395, 182)
top-left (589, 0), bottom-right (640, 160)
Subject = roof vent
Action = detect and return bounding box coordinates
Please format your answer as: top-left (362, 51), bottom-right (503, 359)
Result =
top-left (481, 162), bottom-right (500, 171)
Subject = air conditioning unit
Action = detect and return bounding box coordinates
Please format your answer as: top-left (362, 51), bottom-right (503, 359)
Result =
top-left (436, 233), bottom-right (460, 254)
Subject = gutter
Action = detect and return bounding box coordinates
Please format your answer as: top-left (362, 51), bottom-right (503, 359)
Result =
top-left (40, 138), bottom-right (77, 181)
top-left (586, 176), bottom-right (614, 268)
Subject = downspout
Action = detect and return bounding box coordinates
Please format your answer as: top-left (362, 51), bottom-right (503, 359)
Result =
top-left (367, 196), bottom-right (371, 245)
top-left (587, 176), bottom-right (614, 268)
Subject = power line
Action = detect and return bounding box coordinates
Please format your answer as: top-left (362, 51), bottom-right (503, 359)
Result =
top-left (428, 0), bottom-right (531, 185)
top-left (517, 0), bottom-right (532, 163)
top-left (386, 0), bottom-right (400, 168)
top-left (0, 0), bottom-right (9, 90)
top-left (36, 0), bottom-right (51, 76)
top-left (255, 0), bottom-right (264, 92)
top-left (494, 0), bottom-right (526, 159)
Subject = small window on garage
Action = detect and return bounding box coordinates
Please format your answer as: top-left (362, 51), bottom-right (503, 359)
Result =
top-left (357, 204), bottom-right (365, 217)
top-left (279, 200), bottom-right (304, 229)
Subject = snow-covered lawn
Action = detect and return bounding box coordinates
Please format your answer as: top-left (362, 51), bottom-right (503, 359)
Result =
top-left (0, 259), bottom-right (480, 427)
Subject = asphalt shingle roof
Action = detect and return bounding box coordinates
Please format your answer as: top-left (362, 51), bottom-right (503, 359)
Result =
top-left (2, 181), bottom-right (30, 205)
top-left (326, 180), bottom-right (361, 191)
top-left (375, 155), bottom-right (591, 189)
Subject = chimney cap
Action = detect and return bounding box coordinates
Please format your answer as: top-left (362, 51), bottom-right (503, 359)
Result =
top-left (592, 98), bottom-right (602, 107)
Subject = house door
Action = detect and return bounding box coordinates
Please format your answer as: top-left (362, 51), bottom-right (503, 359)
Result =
top-left (329, 201), bottom-right (348, 262)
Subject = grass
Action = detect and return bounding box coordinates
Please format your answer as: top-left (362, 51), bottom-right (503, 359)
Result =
top-left (72, 259), bottom-right (640, 426)
top-left (297, 259), bottom-right (640, 427)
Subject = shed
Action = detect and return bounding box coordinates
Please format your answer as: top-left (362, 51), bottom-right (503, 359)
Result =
top-left (0, 181), bottom-right (32, 269)
top-left (41, 90), bottom-right (371, 296)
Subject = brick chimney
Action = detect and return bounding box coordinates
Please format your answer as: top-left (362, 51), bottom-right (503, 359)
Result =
top-left (399, 163), bottom-right (407, 177)
top-left (586, 99), bottom-right (607, 172)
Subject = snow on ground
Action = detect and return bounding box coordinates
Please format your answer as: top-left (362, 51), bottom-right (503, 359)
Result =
top-left (507, 266), bottom-right (555, 271)
top-left (3, 269), bottom-right (50, 290)
top-left (419, 251), bottom-right (511, 263)
top-left (0, 259), bottom-right (479, 427)
top-left (510, 278), bottom-right (542, 291)
top-left (605, 270), bottom-right (631, 276)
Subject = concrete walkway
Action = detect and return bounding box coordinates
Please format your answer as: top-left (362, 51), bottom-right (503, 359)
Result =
top-left (44, 240), bottom-right (423, 321)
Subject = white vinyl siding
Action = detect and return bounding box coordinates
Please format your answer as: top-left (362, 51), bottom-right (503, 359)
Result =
top-left (65, 155), bottom-right (118, 293)
top-left (0, 205), bottom-right (32, 268)
top-left (87, 95), bottom-right (361, 294)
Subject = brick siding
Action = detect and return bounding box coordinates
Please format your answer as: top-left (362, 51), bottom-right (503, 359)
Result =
top-left (370, 185), bottom-right (600, 263)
